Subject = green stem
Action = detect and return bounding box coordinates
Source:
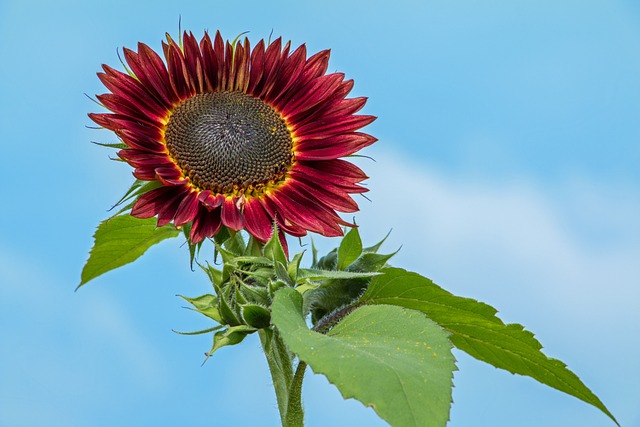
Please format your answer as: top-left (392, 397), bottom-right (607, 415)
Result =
top-left (259, 329), bottom-right (305, 427)
top-left (259, 329), bottom-right (293, 425)
top-left (285, 360), bottom-right (306, 427)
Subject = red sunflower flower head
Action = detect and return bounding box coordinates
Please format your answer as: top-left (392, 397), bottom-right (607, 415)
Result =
top-left (90, 30), bottom-right (376, 244)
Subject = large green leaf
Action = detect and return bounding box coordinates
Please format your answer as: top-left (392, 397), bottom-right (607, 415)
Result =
top-left (272, 288), bottom-right (455, 427)
top-left (79, 215), bottom-right (179, 288)
top-left (360, 268), bottom-right (618, 425)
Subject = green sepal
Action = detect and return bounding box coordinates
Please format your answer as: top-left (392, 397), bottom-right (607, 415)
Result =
top-left (275, 261), bottom-right (294, 286)
top-left (179, 294), bottom-right (223, 323)
top-left (213, 226), bottom-right (232, 246)
top-left (240, 266), bottom-right (277, 287)
top-left (213, 242), bottom-right (239, 265)
top-left (315, 248), bottom-right (337, 270)
top-left (362, 229), bottom-right (391, 253)
top-left (92, 141), bottom-right (128, 150)
top-left (288, 251), bottom-right (305, 283)
top-left (172, 325), bottom-right (224, 336)
top-left (199, 262), bottom-right (224, 288)
top-left (218, 285), bottom-right (242, 326)
top-left (232, 256), bottom-right (273, 266)
top-left (182, 223), bottom-right (203, 270)
top-left (296, 268), bottom-right (381, 282)
top-left (311, 238), bottom-right (319, 268)
top-left (337, 227), bottom-right (362, 270)
top-left (238, 282), bottom-right (270, 306)
top-left (264, 224), bottom-right (287, 266)
top-left (204, 324), bottom-right (256, 363)
top-left (110, 180), bottom-right (164, 217)
top-left (245, 235), bottom-right (264, 257)
top-left (269, 280), bottom-right (288, 298)
top-left (346, 250), bottom-right (398, 273)
top-left (241, 304), bottom-right (272, 329)
top-left (225, 230), bottom-right (246, 255)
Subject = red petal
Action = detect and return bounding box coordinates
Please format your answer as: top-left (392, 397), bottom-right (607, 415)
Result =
top-left (297, 159), bottom-right (368, 183)
top-left (126, 44), bottom-right (178, 107)
top-left (267, 44), bottom-right (307, 105)
top-left (247, 39), bottom-right (266, 95)
top-left (232, 38), bottom-right (251, 93)
top-left (281, 185), bottom-right (351, 234)
top-left (198, 191), bottom-right (225, 209)
top-left (295, 133), bottom-right (377, 160)
top-left (199, 32), bottom-right (218, 91)
top-left (155, 166), bottom-right (188, 186)
top-left (117, 127), bottom-right (165, 152)
top-left (131, 186), bottom-right (179, 218)
top-left (117, 149), bottom-right (173, 167)
top-left (213, 31), bottom-right (225, 90)
top-left (96, 93), bottom-right (163, 125)
top-left (293, 164), bottom-right (368, 193)
top-left (222, 40), bottom-right (234, 91)
top-left (165, 41), bottom-right (193, 99)
top-left (221, 197), bottom-right (244, 230)
top-left (287, 175), bottom-right (359, 213)
top-left (256, 38), bottom-right (283, 98)
top-left (98, 65), bottom-right (168, 117)
top-left (280, 73), bottom-right (344, 118)
top-left (182, 32), bottom-right (206, 93)
top-left (190, 207), bottom-right (222, 243)
top-left (243, 199), bottom-right (274, 242)
top-left (266, 190), bottom-right (327, 235)
top-left (174, 189), bottom-right (200, 226)
top-left (295, 115), bottom-right (376, 138)
top-left (156, 189), bottom-right (186, 227)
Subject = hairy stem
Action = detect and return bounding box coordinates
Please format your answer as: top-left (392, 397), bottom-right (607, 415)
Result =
top-left (285, 360), bottom-right (307, 427)
top-left (259, 329), bottom-right (305, 427)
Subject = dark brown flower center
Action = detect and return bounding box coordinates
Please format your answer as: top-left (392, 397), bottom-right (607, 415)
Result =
top-left (165, 91), bottom-right (293, 194)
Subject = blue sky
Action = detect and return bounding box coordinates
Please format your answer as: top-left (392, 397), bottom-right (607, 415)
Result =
top-left (1, 1), bottom-right (638, 426)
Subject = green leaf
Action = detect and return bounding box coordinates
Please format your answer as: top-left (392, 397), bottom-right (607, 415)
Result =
top-left (79, 215), bottom-right (180, 288)
top-left (272, 288), bottom-right (456, 427)
top-left (360, 268), bottom-right (618, 425)
top-left (337, 227), bottom-right (362, 270)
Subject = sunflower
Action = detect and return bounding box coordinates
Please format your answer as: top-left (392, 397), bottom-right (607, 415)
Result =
top-left (90, 31), bottom-right (376, 244)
